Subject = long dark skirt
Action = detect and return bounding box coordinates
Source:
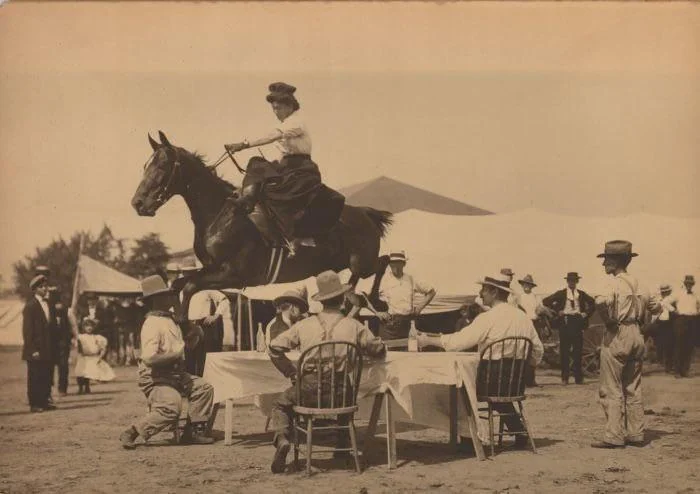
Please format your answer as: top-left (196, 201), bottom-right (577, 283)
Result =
top-left (244, 155), bottom-right (344, 237)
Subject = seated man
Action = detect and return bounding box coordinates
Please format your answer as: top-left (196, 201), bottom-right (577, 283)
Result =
top-left (417, 273), bottom-right (544, 448)
top-left (267, 270), bottom-right (387, 473)
top-left (265, 290), bottom-right (309, 348)
top-left (119, 275), bottom-right (215, 449)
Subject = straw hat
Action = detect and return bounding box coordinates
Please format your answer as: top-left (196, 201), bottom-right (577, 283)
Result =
top-left (477, 273), bottom-right (513, 294)
top-left (179, 257), bottom-right (201, 273)
top-left (659, 284), bottom-right (672, 294)
top-left (138, 275), bottom-right (173, 301)
top-left (273, 290), bottom-right (309, 313)
top-left (29, 275), bottom-right (48, 290)
top-left (500, 268), bottom-right (515, 277)
top-left (388, 250), bottom-right (408, 263)
top-left (311, 270), bottom-right (352, 302)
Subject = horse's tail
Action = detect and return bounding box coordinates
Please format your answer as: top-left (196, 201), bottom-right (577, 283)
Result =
top-left (363, 208), bottom-right (393, 238)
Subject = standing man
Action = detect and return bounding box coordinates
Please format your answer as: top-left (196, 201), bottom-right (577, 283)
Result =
top-left (186, 288), bottom-right (230, 376)
top-left (265, 290), bottom-right (309, 348)
top-left (668, 275), bottom-right (699, 377)
top-left (376, 250), bottom-right (436, 340)
top-left (543, 272), bottom-right (596, 385)
top-left (649, 284), bottom-right (675, 371)
top-left (267, 270), bottom-right (387, 473)
top-left (119, 275), bottom-right (214, 449)
top-left (517, 274), bottom-right (552, 387)
top-left (22, 275), bottom-right (56, 413)
top-left (417, 272), bottom-right (543, 448)
top-left (48, 286), bottom-right (72, 397)
top-left (591, 240), bottom-right (660, 449)
top-left (500, 268), bottom-right (522, 308)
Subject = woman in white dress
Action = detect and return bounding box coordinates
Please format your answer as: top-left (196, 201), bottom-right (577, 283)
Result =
top-left (75, 317), bottom-right (115, 393)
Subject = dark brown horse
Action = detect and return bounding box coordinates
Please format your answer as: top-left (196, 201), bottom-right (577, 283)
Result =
top-left (131, 131), bottom-right (392, 319)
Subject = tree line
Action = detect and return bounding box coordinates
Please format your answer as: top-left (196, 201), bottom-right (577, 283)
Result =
top-left (12, 225), bottom-right (169, 304)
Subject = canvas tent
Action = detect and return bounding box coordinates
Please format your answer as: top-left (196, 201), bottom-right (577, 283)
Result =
top-left (71, 255), bottom-right (142, 296)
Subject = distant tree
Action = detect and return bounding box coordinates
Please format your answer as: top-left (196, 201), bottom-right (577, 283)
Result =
top-left (13, 227), bottom-right (169, 304)
top-left (122, 233), bottom-right (169, 279)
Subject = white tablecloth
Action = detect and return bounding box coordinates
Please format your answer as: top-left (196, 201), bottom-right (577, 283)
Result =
top-left (203, 351), bottom-right (486, 439)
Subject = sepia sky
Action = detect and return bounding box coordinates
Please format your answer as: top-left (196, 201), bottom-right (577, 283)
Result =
top-left (0, 1), bottom-right (698, 287)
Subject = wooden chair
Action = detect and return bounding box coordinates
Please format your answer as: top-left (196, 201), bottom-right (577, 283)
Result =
top-left (292, 341), bottom-right (363, 475)
top-left (476, 337), bottom-right (537, 457)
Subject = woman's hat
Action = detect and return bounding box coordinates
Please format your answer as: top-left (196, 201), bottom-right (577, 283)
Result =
top-left (596, 240), bottom-right (638, 258)
top-left (29, 274), bottom-right (48, 290)
top-left (518, 274), bottom-right (537, 287)
top-left (266, 82), bottom-right (299, 107)
top-left (476, 274), bottom-right (513, 294)
top-left (138, 275), bottom-right (173, 301)
top-left (273, 290), bottom-right (309, 313)
top-left (389, 250), bottom-right (408, 263)
top-left (565, 272), bottom-right (581, 281)
top-left (311, 270), bottom-right (352, 302)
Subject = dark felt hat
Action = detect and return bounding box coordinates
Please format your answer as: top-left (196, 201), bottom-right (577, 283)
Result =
top-left (597, 240), bottom-right (638, 258)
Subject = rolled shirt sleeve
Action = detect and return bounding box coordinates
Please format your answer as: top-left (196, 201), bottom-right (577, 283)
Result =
top-left (139, 318), bottom-right (162, 365)
top-left (356, 324), bottom-right (387, 359)
top-left (440, 314), bottom-right (487, 352)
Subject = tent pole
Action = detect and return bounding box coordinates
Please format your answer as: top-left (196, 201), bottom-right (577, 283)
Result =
top-left (236, 294), bottom-right (242, 351)
top-left (248, 297), bottom-right (254, 351)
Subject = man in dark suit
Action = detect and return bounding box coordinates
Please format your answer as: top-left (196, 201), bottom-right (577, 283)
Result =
top-left (22, 275), bottom-right (56, 412)
top-left (48, 287), bottom-right (72, 396)
top-left (543, 272), bottom-right (596, 385)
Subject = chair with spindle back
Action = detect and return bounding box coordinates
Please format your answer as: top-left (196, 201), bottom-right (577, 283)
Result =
top-left (292, 341), bottom-right (363, 475)
top-left (476, 336), bottom-right (537, 457)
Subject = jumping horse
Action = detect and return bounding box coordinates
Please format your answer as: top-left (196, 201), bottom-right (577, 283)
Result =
top-left (131, 131), bottom-right (392, 321)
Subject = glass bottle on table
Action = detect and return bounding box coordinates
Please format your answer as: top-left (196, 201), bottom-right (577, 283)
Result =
top-left (408, 320), bottom-right (419, 352)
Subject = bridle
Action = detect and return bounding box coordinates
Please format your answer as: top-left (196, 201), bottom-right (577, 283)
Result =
top-left (142, 149), bottom-right (183, 209)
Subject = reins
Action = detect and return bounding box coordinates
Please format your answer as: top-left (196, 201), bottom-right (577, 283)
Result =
top-left (208, 149), bottom-right (247, 174)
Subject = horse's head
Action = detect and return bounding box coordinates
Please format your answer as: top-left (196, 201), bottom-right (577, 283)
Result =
top-left (131, 131), bottom-right (187, 216)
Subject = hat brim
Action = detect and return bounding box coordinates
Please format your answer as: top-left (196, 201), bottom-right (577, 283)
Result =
top-left (597, 253), bottom-right (638, 258)
top-left (476, 280), bottom-right (513, 294)
top-left (138, 287), bottom-right (174, 302)
top-left (311, 284), bottom-right (352, 302)
top-left (518, 280), bottom-right (537, 287)
top-left (565, 276), bottom-right (581, 280)
top-left (273, 295), bottom-right (309, 313)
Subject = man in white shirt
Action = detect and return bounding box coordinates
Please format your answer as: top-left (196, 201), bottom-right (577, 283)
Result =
top-left (417, 273), bottom-right (543, 448)
top-left (591, 240), bottom-right (661, 449)
top-left (649, 284), bottom-right (675, 372)
top-left (186, 289), bottom-right (230, 376)
top-left (517, 274), bottom-right (553, 387)
top-left (376, 251), bottom-right (436, 340)
top-left (119, 275), bottom-right (214, 449)
top-left (668, 275), bottom-right (700, 377)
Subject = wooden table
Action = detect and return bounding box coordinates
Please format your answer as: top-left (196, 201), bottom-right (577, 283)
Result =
top-left (203, 351), bottom-right (487, 467)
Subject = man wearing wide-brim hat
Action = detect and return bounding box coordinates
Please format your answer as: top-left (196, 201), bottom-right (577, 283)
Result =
top-left (119, 275), bottom-right (215, 449)
top-left (666, 274), bottom-right (699, 377)
top-left (542, 272), bottom-right (596, 385)
top-left (264, 290), bottom-right (309, 350)
top-left (591, 240), bottom-right (661, 449)
top-left (266, 270), bottom-right (387, 473)
top-left (417, 273), bottom-right (544, 450)
top-left (375, 250), bottom-right (436, 341)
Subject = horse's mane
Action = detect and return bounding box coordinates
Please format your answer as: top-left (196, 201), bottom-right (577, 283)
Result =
top-left (184, 149), bottom-right (237, 194)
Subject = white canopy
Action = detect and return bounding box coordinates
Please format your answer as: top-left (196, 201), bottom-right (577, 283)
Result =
top-left (224, 208), bottom-right (699, 315)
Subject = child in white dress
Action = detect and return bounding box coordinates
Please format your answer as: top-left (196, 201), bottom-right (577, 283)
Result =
top-left (75, 317), bottom-right (115, 393)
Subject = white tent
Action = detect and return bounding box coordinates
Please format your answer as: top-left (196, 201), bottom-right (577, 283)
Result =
top-left (377, 208), bottom-right (700, 297)
top-left (229, 208), bottom-right (699, 312)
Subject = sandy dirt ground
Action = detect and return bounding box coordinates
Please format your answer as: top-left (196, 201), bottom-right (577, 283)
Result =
top-left (0, 346), bottom-right (698, 494)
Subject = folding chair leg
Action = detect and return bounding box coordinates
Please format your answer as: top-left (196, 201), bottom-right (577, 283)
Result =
top-left (348, 419), bottom-right (362, 474)
top-left (518, 401), bottom-right (537, 454)
top-left (306, 418), bottom-right (314, 476)
top-left (487, 403), bottom-right (495, 458)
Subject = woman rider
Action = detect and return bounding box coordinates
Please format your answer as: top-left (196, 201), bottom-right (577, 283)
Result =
top-left (225, 82), bottom-right (343, 256)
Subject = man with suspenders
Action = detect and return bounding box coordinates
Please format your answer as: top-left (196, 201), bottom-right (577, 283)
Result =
top-left (592, 240), bottom-right (661, 449)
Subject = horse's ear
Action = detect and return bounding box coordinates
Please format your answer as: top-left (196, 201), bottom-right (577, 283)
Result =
top-left (158, 131), bottom-right (172, 148)
top-left (148, 133), bottom-right (159, 151)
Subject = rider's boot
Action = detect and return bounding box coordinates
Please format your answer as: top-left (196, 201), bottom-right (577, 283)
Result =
top-left (248, 204), bottom-right (283, 247)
